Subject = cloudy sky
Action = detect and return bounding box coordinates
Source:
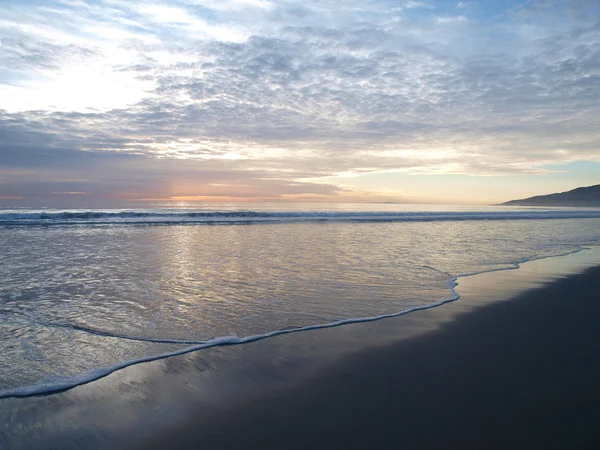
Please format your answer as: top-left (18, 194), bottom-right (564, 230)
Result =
top-left (1, 0), bottom-right (599, 206)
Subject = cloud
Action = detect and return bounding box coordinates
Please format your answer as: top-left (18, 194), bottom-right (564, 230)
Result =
top-left (1, 0), bottom-right (599, 203)
top-left (0, 113), bottom-right (347, 203)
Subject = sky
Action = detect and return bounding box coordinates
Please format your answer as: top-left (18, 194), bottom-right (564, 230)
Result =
top-left (0, 0), bottom-right (599, 207)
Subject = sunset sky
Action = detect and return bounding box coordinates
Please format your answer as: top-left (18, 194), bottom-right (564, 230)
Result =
top-left (1, 0), bottom-right (599, 206)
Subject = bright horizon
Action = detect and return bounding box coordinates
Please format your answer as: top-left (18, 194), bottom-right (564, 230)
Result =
top-left (1, 0), bottom-right (599, 207)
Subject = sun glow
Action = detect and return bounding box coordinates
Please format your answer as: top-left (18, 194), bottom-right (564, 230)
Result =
top-left (0, 64), bottom-right (155, 113)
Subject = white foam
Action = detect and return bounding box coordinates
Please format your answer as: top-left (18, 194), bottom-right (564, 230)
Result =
top-left (1, 209), bottom-right (600, 227)
top-left (0, 246), bottom-right (588, 399)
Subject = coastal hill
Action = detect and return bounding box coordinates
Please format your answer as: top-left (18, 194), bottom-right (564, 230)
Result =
top-left (502, 184), bottom-right (600, 207)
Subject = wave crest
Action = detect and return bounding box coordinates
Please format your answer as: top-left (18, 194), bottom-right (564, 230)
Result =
top-left (1, 209), bottom-right (600, 226)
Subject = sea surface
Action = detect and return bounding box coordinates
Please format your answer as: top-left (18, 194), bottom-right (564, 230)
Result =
top-left (1, 203), bottom-right (599, 397)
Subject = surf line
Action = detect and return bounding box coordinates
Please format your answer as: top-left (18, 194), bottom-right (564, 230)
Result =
top-left (0, 246), bottom-right (589, 399)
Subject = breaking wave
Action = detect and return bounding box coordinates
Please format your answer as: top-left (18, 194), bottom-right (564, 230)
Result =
top-left (1, 209), bottom-right (600, 227)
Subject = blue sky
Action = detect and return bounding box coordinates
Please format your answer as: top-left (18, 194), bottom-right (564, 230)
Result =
top-left (0, 0), bottom-right (599, 205)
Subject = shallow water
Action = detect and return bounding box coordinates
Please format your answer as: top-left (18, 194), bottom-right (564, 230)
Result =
top-left (1, 205), bottom-right (599, 395)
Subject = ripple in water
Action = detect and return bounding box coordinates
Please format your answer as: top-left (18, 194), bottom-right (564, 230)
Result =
top-left (0, 209), bottom-right (599, 395)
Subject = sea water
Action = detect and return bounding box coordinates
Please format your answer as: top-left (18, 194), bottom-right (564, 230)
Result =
top-left (1, 204), bottom-right (599, 396)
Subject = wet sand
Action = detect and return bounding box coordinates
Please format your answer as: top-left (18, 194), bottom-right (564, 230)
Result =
top-left (137, 264), bottom-right (600, 450)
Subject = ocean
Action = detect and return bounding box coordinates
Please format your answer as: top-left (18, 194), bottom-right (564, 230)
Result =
top-left (1, 203), bottom-right (599, 398)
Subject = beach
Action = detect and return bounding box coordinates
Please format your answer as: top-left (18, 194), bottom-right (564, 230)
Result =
top-left (3, 0), bottom-right (600, 447)
top-left (132, 254), bottom-right (600, 450)
top-left (2, 0), bottom-right (599, 446)
top-left (1, 248), bottom-right (599, 449)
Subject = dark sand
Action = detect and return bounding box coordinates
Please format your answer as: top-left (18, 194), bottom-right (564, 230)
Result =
top-left (137, 265), bottom-right (600, 450)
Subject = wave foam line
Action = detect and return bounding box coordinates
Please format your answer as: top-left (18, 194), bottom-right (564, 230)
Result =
top-left (1, 209), bottom-right (600, 227)
top-left (35, 320), bottom-right (209, 345)
top-left (6, 311), bottom-right (210, 346)
top-left (0, 246), bottom-right (589, 399)
top-left (1, 289), bottom-right (462, 399)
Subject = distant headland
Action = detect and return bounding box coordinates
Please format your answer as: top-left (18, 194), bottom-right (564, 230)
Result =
top-left (501, 184), bottom-right (600, 207)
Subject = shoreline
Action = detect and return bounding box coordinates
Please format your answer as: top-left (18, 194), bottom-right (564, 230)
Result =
top-left (0, 247), bottom-right (591, 400)
top-left (1, 248), bottom-right (599, 449)
top-left (136, 255), bottom-right (600, 450)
